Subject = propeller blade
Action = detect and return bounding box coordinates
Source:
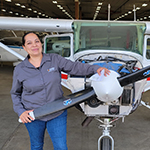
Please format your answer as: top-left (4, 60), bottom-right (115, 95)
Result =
top-left (33, 87), bottom-right (95, 119)
top-left (118, 65), bottom-right (150, 86)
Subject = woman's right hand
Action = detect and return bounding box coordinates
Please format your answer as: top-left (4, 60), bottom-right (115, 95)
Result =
top-left (19, 110), bottom-right (34, 123)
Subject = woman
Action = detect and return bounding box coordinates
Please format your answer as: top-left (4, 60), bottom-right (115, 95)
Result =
top-left (10, 32), bottom-right (110, 150)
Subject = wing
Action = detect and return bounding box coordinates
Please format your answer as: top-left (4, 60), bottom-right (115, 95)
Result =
top-left (0, 17), bottom-right (73, 32)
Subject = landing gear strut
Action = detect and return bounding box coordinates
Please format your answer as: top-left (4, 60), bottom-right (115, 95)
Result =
top-left (96, 118), bottom-right (119, 150)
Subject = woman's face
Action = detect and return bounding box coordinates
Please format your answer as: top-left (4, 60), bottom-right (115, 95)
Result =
top-left (23, 33), bottom-right (42, 57)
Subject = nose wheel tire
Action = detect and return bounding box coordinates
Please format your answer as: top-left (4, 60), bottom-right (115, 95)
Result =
top-left (100, 137), bottom-right (112, 150)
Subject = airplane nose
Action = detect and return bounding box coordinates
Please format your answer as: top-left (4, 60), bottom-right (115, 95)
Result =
top-left (91, 70), bottom-right (123, 102)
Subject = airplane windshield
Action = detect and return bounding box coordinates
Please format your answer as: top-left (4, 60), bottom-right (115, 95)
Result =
top-left (73, 21), bottom-right (146, 55)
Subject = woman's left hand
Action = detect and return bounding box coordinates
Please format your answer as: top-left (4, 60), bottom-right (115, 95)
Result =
top-left (97, 67), bottom-right (110, 76)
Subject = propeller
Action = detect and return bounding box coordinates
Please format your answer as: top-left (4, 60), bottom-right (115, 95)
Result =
top-left (118, 65), bottom-right (150, 86)
top-left (19, 65), bottom-right (150, 122)
top-left (19, 87), bottom-right (95, 122)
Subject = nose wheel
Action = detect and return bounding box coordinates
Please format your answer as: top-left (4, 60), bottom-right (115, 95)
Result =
top-left (96, 118), bottom-right (116, 150)
top-left (98, 133), bottom-right (114, 150)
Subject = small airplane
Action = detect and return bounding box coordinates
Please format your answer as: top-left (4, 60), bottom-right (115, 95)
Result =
top-left (1, 17), bottom-right (150, 150)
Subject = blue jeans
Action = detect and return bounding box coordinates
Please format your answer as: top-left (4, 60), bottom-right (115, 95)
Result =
top-left (25, 110), bottom-right (68, 150)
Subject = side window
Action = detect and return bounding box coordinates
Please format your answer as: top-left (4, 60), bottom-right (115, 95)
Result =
top-left (146, 38), bottom-right (150, 59)
top-left (45, 36), bottom-right (70, 57)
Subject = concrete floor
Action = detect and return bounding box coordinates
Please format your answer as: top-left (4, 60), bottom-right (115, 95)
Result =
top-left (1, 65), bottom-right (150, 150)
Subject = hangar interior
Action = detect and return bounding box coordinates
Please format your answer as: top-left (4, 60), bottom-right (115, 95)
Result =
top-left (1, 0), bottom-right (150, 150)
top-left (0, 0), bottom-right (150, 21)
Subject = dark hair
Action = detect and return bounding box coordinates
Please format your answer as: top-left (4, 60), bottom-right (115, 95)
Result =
top-left (22, 31), bottom-right (41, 46)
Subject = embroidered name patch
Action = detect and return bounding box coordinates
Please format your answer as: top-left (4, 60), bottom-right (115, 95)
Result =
top-left (47, 67), bottom-right (55, 72)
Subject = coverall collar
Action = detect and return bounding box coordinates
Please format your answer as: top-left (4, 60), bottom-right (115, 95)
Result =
top-left (23, 53), bottom-right (51, 68)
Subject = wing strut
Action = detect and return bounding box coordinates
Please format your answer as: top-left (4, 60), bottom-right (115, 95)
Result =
top-left (0, 42), bottom-right (25, 61)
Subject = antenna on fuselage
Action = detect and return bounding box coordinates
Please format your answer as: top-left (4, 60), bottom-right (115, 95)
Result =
top-left (108, 4), bottom-right (111, 21)
top-left (133, 5), bottom-right (136, 21)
